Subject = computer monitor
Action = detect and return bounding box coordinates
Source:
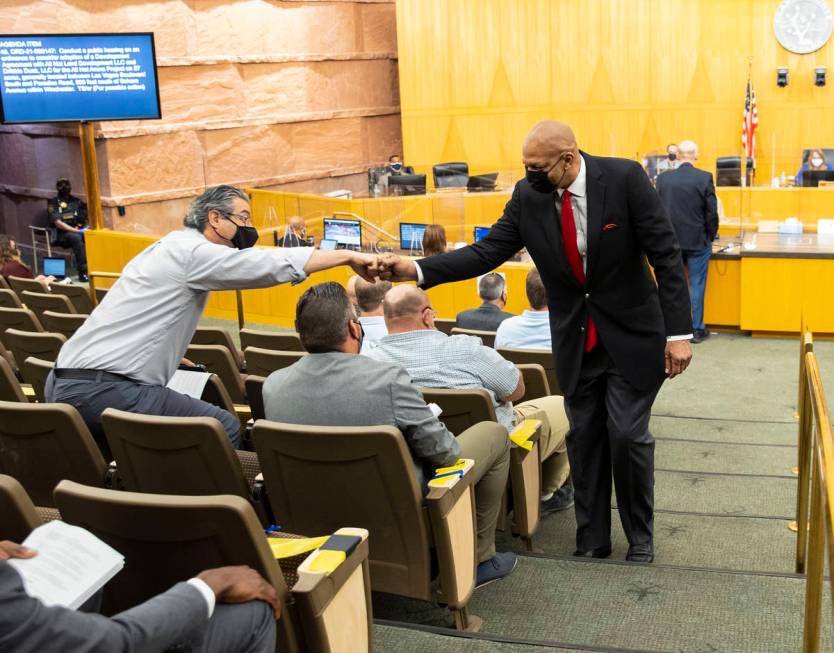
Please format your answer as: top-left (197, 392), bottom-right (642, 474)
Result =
top-left (322, 218), bottom-right (362, 250)
top-left (318, 239), bottom-right (337, 251)
top-left (802, 170), bottom-right (834, 187)
top-left (467, 173), bottom-right (498, 192)
top-left (399, 222), bottom-right (427, 251)
top-left (388, 174), bottom-right (427, 196)
top-left (474, 226), bottom-right (491, 242)
top-left (42, 257), bottom-right (66, 279)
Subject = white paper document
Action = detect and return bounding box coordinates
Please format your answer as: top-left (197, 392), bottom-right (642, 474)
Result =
top-left (166, 369), bottom-right (211, 399)
top-left (8, 521), bottom-right (125, 610)
top-left (427, 402), bottom-right (443, 418)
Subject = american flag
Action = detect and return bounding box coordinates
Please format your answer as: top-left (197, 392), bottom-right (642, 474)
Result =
top-left (741, 78), bottom-right (758, 163)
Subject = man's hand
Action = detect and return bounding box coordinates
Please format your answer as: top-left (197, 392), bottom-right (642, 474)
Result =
top-left (0, 541), bottom-right (37, 561)
top-left (378, 254), bottom-right (418, 282)
top-left (349, 252), bottom-right (381, 282)
top-left (197, 565), bottom-right (281, 619)
top-left (665, 340), bottom-right (692, 379)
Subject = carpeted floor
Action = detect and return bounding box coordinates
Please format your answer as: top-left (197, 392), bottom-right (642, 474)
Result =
top-left (654, 435), bottom-right (795, 475)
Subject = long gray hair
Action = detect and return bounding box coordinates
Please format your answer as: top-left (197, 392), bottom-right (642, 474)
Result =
top-left (183, 185), bottom-right (248, 232)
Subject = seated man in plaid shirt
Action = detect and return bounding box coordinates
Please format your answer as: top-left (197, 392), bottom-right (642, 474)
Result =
top-left (368, 284), bottom-right (573, 514)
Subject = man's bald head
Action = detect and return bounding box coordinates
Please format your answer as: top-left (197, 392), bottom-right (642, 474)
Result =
top-left (383, 284), bottom-right (435, 333)
top-left (288, 216), bottom-right (306, 237)
top-left (522, 121), bottom-right (581, 190)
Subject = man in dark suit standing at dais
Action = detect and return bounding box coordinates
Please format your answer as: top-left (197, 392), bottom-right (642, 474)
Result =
top-left (656, 139), bottom-right (718, 344)
top-left (380, 121), bottom-right (693, 563)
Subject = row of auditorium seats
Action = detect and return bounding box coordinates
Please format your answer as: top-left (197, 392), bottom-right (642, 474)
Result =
top-left (0, 308), bottom-right (550, 627)
top-left (0, 471), bottom-right (373, 652)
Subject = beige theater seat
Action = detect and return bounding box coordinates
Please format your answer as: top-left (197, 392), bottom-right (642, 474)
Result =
top-left (186, 344), bottom-right (246, 403)
top-left (244, 347), bottom-right (306, 377)
top-left (191, 326), bottom-right (244, 369)
top-left (240, 328), bottom-right (304, 352)
top-left (245, 375), bottom-right (267, 420)
top-left (515, 363), bottom-right (551, 402)
top-left (0, 355), bottom-right (27, 403)
top-left (40, 310), bottom-right (88, 339)
top-left (20, 357), bottom-right (54, 403)
top-left (450, 327), bottom-right (496, 347)
top-left (20, 290), bottom-right (76, 319)
top-left (6, 275), bottom-right (48, 299)
top-left (0, 474), bottom-right (60, 542)
top-left (101, 408), bottom-right (267, 523)
top-left (49, 283), bottom-right (94, 314)
top-left (4, 328), bottom-right (65, 371)
top-left (0, 400), bottom-right (109, 507)
top-left (54, 481), bottom-right (373, 653)
top-left (253, 420), bottom-right (482, 631)
top-left (420, 387), bottom-right (542, 551)
top-left (0, 289), bottom-right (22, 309)
top-left (497, 347), bottom-right (561, 395)
top-left (0, 307), bottom-right (43, 345)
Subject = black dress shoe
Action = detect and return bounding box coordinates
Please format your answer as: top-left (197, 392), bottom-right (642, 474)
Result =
top-left (572, 545), bottom-right (612, 559)
top-left (691, 329), bottom-right (709, 344)
top-left (626, 544), bottom-right (654, 563)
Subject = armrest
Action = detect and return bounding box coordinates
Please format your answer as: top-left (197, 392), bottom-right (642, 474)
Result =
top-left (291, 528), bottom-right (373, 653)
top-left (509, 418), bottom-right (542, 451)
top-left (426, 459), bottom-right (477, 610)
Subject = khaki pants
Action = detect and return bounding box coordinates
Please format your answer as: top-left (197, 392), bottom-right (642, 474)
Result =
top-left (514, 394), bottom-right (570, 494)
top-left (456, 421), bottom-right (511, 562)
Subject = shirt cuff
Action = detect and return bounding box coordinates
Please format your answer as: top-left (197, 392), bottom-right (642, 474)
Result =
top-left (667, 334), bottom-right (693, 341)
top-left (414, 261), bottom-right (425, 286)
top-left (187, 578), bottom-right (216, 619)
top-left (279, 246), bottom-right (314, 286)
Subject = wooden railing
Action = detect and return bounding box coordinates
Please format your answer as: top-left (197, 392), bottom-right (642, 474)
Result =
top-left (793, 328), bottom-right (834, 652)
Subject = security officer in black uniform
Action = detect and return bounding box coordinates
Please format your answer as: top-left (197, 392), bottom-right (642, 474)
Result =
top-left (46, 177), bottom-right (89, 281)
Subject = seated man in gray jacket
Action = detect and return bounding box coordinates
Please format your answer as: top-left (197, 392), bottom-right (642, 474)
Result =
top-left (262, 282), bottom-right (517, 587)
top-left (0, 539), bottom-right (277, 653)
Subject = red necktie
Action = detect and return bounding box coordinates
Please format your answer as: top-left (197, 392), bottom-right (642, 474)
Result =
top-left (560, 191), bottom-right (598, 352)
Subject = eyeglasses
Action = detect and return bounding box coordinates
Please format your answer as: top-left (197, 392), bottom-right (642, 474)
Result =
top-left (222, 211), bottom-right (253, 226)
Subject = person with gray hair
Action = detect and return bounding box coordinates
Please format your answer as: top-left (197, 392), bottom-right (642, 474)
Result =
top-left (455, 271), bottom-right (514, 331)
top-left (47, 185), bottom-right (380, 454)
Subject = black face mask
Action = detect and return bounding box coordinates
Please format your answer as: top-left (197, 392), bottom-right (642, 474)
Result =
top-left (214, 216), bottom-right (259, 250)
top-left (525, 156), bottom-right (570, 194)
top-left (57, 183), bottom-right (71, 197)
top-left (668, 153), bottom-right (677, 161)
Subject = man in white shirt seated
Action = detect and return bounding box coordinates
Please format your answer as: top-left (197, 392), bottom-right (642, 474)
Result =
top-left (45, 185), bottom-right (380, 454)
top-left (369, 285), bottom-right (574, 514)
top-left (495, 268), bottom-right (552, 350)
top-left (353, 276), bottom-right (391, 354)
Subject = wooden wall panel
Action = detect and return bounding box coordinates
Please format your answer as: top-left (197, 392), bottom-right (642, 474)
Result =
top-left (398, 0), bottom-right (834, 184)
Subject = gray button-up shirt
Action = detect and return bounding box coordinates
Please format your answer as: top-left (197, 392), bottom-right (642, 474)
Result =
top-left (56, 228), bottom-right (313, 385)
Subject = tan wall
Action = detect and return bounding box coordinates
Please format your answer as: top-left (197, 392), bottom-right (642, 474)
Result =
top-left (0, 0), bottom-right (400, 241)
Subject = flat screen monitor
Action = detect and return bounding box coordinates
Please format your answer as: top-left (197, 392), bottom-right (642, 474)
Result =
top-left (42, 256), bottom-right (66, 278)
top-left (467, 173), bottom-right (498, 192)
top-left (802, 170), bottom-right (834, 187)
top-left (318, 239), bottom-right (337, 251)
top-left (388, 174), bottom-right (427, 196)
top-left (474, 226), bottom-right (491, 242)
top-left (0, 33), bottom-right (161, 123)
top-left (323, 218), bottom-right (362, 250)
top-left (399, 222), bottom-right (427, 251)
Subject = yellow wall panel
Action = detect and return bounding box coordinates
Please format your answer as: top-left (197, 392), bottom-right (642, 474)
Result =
top-left (398, 0), bottom-right (834, 186)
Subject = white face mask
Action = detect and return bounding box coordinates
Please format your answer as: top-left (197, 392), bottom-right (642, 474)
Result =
top-left (812, 157), bottom-right (824, 167)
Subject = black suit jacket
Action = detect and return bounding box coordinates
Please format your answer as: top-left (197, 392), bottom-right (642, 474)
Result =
top-left (655, 162), bottom-right (718, 251)
top-left (418, 153), bottom-right (692, 396)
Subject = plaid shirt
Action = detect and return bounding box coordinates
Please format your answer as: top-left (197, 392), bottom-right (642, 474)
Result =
top-left (367, 329), bottom-right (520, 430)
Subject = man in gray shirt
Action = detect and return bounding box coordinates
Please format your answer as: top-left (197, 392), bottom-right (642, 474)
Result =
top-left (455, 272), bottom-right (514, 332)
top-left (262, 282), bottom-right (517, 586)
top-left (47, 186), bottom-right (380, 453)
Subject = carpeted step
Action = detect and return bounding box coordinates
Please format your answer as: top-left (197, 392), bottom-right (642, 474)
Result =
top-left (648, 470), bottom-right (795, 517)
top-left (496, 508), bottom-right (795, 573)
top-left (372, 556), bottom-right (830, 652)
top-left (651, 414), bottom-right (797, 446)
top-left (655, 438), bottom-right (796, 476)
top-left (375, 624), bottom-right (602, 653)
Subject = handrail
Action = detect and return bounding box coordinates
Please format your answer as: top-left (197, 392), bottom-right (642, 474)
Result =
top-left (799, 351), bottom-right (834, 652)
top-left (794, 328), bottom-right (815, 568)
top-left (88, 271), bottom-right (246, 328)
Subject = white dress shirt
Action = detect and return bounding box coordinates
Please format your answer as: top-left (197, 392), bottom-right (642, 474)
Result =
top-left (415, 155), bottom-right (690, 341)
top-left (186, 578), bottom-right (216, 618)
top-left (359, 314), bottom-right (388, 354)
top-left (56, 228), bottom-right (314, 385)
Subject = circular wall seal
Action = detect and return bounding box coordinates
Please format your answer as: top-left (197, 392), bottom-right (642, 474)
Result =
top-left (774, 0), bottom-right (834, 54)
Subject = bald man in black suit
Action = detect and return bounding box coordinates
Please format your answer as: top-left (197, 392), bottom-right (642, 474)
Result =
top-left (380, 121), bottom-right (693, 563)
